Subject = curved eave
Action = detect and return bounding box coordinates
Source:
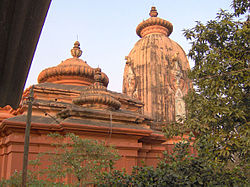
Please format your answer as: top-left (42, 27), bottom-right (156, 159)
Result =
top-left (0, 115), bottom-right (157, 138)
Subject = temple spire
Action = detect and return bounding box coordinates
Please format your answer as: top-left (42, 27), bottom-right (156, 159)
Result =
top-left (123, 6), bottom-right (191, 126)
top-left (149, 6), bottom-right (158, 17)
top-left (71, 41), bottom-right (82, 58)
top-left (94, 68), bottom-right (103, 84)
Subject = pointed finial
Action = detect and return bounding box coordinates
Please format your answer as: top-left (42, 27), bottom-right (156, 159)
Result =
top-left (94, 68), bottom-right (102, 83)
top-left (149, 6), bottom-right (158, 17)
top-left (71, 41), bottom-right (82, 58)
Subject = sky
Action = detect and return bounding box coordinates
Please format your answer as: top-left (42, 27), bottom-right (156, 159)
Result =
top-left (25, 0), bottom-right (232, 92)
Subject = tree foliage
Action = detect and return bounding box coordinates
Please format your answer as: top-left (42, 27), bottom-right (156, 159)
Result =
top-left (182, 0), bottom-right (249, 166)
top-left (0, 133), bottom-right (120, 186)
top-left (98, 138), bottom-right (247, 186)
top-left (232, 0), bottom-right (250, 16)
top-left (34, 133), bottom-right (120, 186)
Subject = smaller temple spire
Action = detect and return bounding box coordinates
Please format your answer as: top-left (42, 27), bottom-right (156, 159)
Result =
top-left (71, 41), bottom-right (82, 58)
top-left (149, 6), bottom-right (158, 17)
top-left (94, 68), bottom-right (102, 84)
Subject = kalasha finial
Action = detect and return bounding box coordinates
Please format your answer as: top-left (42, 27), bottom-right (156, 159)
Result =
top-left (71, 41), bottom-right (82, 58)
top-left (149, 6), bottom-right (158, 17)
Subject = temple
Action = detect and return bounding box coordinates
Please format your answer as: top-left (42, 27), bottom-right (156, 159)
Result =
top-left (0, 7), bottom-right (191, 181)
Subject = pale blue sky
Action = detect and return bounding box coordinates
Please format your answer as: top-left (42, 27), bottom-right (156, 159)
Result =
top-left (26, 0), bottom-right (232, 92)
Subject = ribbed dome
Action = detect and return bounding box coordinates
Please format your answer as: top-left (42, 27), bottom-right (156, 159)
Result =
top-left (123, 7), bottom-right (191, 124)
top-left (73, 68), bottom-right (121, 110)
top-left (37, 41), bottom-right (109, 87)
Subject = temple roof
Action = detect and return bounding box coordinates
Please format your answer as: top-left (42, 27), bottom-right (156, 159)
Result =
top-left (136, 7), bottom-right (173, 38)
top-left (30, 82), bottom-right (143, 106)
top-left (73, 68), bottom-right (121, 110)
top-left (37, 41), bottom-right (109, 87)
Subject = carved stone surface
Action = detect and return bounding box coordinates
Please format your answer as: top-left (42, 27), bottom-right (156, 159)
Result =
top-left (123, 7), bottom-right (191, 124)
